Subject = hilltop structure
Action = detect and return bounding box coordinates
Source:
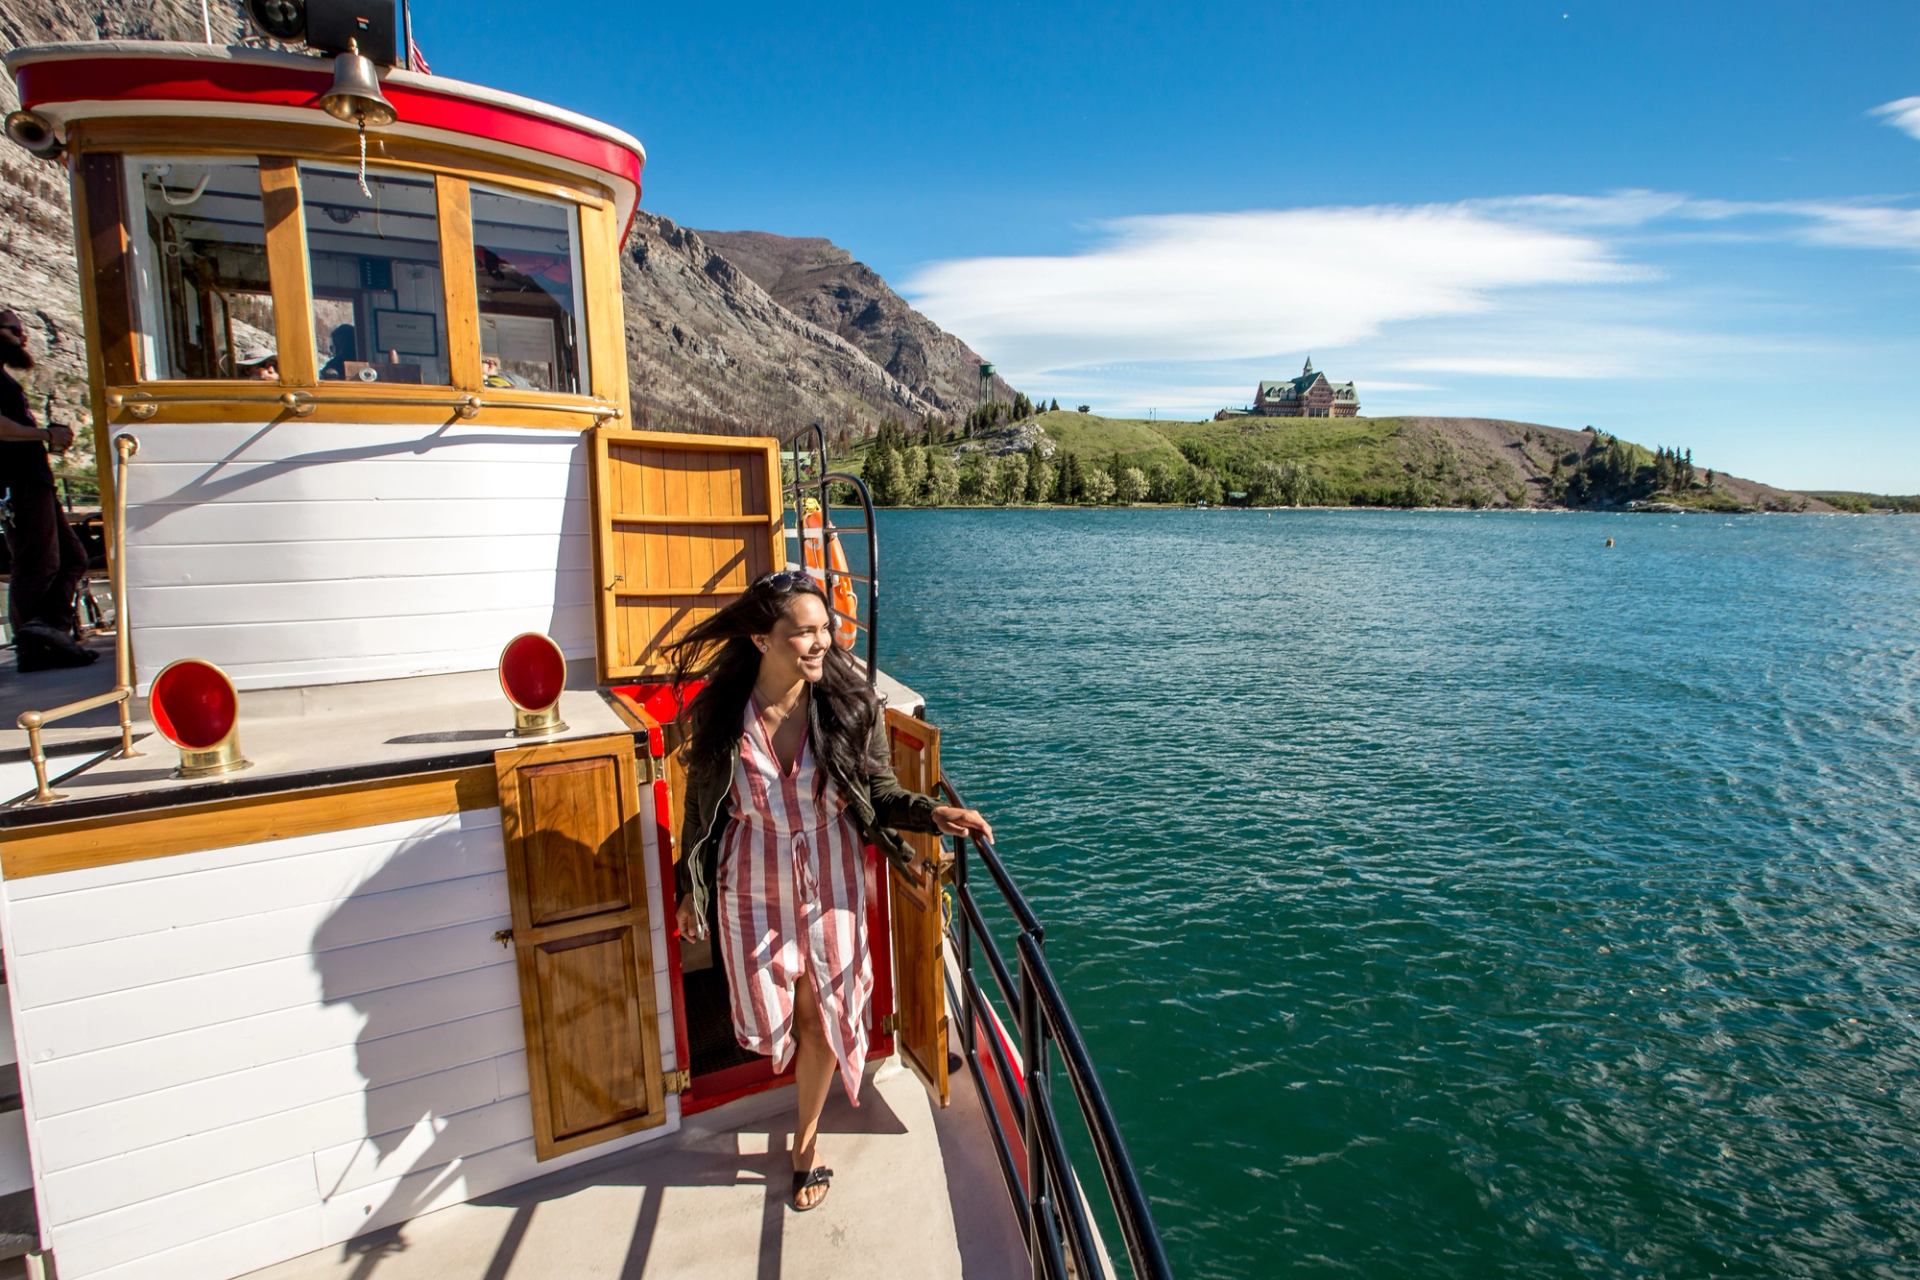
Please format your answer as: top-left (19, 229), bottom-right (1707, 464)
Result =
top-left (1255, 358), bottom-right (1359, 417)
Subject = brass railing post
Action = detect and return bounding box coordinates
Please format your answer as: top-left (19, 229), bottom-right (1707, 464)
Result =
top-left (16, 432), bottom-right (142, 804)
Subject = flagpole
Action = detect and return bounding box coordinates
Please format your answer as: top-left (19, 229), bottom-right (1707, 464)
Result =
top-left (402, 0), bottom-right (416, 71)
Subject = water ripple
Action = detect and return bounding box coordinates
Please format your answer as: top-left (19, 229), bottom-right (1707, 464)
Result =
top-left (878, 509), bottom-right (1920, 1280)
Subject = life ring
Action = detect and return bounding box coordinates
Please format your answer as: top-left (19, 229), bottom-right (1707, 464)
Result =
top-left (801, 500), bottom-right (860, 649)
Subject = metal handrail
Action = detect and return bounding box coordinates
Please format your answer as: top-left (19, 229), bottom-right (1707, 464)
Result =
top-left (16, 433), bottom-right (144, 803)
top-left (940, 774), bottom-right (1175, 1280)
top-left (781, 427), bottom-right (879, 684)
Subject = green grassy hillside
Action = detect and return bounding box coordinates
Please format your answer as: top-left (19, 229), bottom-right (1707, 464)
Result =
top-left (1030, 410), bottom-right (1186, 470)
top-left (846, 410), bottom-right (1824, 512)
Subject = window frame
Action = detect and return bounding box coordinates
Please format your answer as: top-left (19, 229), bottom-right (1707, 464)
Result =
top-left (91, 122), bottom-right (622, 428)
top-left (468, 181), bottom-right (594, 398)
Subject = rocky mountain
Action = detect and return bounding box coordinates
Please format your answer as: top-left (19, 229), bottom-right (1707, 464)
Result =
top-left (1, 0), bottom-right (251, 464)
top-left (621, 214), bottom-right (938, 442)
top-left (0, 1), bottom-right (999, 453)
top-left (698, 229), bottom-right (1015, 419)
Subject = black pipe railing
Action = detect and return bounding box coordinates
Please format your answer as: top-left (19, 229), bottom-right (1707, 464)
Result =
top-left (782, 427), bottom-right (879, 684)
top-left (939, 776), bottom-right (1175, 1280)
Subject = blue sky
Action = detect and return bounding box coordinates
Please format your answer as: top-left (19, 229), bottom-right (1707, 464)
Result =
top-left (415, 1), bottom-right (1920, 490)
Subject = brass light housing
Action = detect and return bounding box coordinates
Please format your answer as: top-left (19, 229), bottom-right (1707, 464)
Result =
top-left (499, 633), bottom-right (570, 739)
top-left (149, 658), bottom-right (251, 779)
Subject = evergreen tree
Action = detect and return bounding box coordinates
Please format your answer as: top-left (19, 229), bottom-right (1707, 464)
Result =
top-left (1049, 398), bottom-right (1061, 413)
top-left (862, 444), bottom-right (897, 505)
top-left (1055, 452), bottom-right (1083, 503)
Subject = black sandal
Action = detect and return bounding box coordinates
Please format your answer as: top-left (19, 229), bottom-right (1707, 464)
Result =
top-left (790, 1165), bottom-right (833, 1211)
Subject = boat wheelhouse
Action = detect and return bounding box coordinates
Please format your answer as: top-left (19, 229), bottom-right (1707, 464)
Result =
top-left (0, 24), bottom-right (1170, 1280)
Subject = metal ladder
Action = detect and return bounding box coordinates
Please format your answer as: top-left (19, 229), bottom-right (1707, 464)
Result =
top-left (782, 425), bottom-right (880, 685)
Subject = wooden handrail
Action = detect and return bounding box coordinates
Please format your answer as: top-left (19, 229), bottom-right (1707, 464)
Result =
top-left (16, 433), bottom-right (144, 805)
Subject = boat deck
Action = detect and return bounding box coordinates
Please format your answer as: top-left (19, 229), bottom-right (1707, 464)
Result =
top-left (239, 1059), bottom-right (1026, 1280)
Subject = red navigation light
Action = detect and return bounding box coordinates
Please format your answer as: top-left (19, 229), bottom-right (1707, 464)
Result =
top-left (498, 632), bottom-right (569, 738)
top-left (150, 658), bottom-right (250, 777)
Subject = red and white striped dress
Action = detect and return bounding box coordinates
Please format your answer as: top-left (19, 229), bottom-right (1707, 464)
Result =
top-left (716, 695), bottom-right (874, 1103)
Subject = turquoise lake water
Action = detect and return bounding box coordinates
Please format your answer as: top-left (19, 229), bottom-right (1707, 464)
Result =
top-left (872, 508), bottom-right (1920, 1279)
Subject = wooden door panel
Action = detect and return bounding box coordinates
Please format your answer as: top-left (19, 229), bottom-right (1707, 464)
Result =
top-left (534, 926), bottom-right (647, 1140)
top-left (496, 734), bottom-right (666, 1160)
top-left (592, 429), bottom-right (784, 681)
top-left (886, 708), bottom-right (950, 1108)
top-left (514, 756), bottom-right (631, 925)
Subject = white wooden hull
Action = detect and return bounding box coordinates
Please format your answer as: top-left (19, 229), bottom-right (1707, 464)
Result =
top-left (0, 800), bottom-right (678, 1279)
top-left (120, 421), bottom-right (596, 694)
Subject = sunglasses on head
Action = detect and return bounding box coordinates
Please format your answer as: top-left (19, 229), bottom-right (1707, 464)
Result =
top-left (754, 570), bottom-right (820, 593)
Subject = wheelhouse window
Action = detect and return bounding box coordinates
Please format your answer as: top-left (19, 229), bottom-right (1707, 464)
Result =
top-left (471, 186), bottom-right (589, 394)
top-left (300, 163), bottom-right (450, 385)
top-left (126, 159), bottom-right (279, 381)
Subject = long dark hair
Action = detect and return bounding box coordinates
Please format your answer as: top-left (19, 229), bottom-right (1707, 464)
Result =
top-left (664, 573), bottom-right (881, 789)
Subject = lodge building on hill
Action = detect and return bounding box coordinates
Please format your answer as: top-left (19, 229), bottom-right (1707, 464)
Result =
top-left (1255, 358), bottom-right (1359, 417)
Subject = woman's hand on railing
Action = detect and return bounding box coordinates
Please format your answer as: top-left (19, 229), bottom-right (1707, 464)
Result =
top-left (932, 804), bottom-right (993, 843)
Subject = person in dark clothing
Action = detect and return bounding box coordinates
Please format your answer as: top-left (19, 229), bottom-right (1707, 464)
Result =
top-left (0, 309), bottom-right (95, 672)
top-left (319, 323), bottom-right (356, 380)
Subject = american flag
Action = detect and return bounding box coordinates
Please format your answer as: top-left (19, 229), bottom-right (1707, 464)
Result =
top-left (402, 1), bottom-right (432, 74)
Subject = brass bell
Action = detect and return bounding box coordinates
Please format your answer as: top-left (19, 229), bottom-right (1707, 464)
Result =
top-left (319, 39), bottom-right (396, 127)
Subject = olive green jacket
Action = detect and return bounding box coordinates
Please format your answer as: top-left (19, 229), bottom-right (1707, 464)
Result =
top-left (674, 700), bottom-right (939, 924)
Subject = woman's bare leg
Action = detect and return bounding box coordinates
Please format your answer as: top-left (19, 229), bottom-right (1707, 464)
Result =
top-left (791, 975), bottom-right (835, 1208)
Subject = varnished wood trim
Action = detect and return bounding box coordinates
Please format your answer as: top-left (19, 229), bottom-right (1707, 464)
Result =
top-left (99, 384), bottom-right (611, 431)
top-left (70, 119), bottom-right (613, 209)
top-left (763, 439), bottom-right (786, 571)
top-left (576, 200), bottom-right (627, 407)
top-left (601, 429), bottom-right (781, 452)
top-left (72, 154), bottom-right (127, 550)
top-left (438, 175), bottom-right (483, 391)
top-left (610, 513), bottom-right (775, 527)
top-left (0, 766), bottom-right (498, 879)
top-left (259, 158), bottom-right (320, 384)
top-left (77, 154), bottom-right (138, 390)
top-left (591, 428), bottom-right (619, 682)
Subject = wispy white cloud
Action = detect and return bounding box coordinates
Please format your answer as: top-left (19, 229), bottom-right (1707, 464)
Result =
top-left (1871, 96), bottom-right (1920, 142)
top-left (905, 188), bottom-right (1920, 402)
top-left (902, 205), bottom-right (1637, 376)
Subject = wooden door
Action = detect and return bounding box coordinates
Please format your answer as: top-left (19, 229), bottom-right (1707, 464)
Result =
top-left (496, 733), bottom-right (666, 1159)
top-left (886, 707), bottom-right (950, 1107)
top-left (592, 429), bottom-right (785, 681)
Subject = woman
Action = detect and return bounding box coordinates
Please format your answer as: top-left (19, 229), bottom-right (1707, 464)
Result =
top-left (668, 571), bottom-right (991, 1212)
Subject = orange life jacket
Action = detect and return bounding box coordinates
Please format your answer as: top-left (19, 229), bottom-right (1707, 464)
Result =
top-left (801, 508), bottom-right (860, 650)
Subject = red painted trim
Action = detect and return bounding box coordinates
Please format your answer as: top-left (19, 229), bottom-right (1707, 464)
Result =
top-left (652, 775), bottom-right (692, 1100)
top-left (866, 843), bottom-right (898, 1063)
top-left (975, 1002), bottom-right (1030, 1194)
top-left (15, 55), bottom-right (643, 203)
top-left (684, 1057), bottom-right (794, 1116)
